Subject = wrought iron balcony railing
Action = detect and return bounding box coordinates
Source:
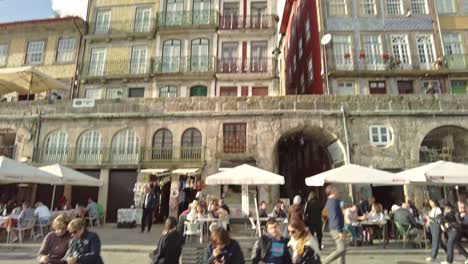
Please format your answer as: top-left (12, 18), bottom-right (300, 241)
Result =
top-left (218, 14), bottom-right (276, 30)
top-left (89, 19), bottom-right (157, 35)
top-left (81, 59), bottom-right (153, 78)
top-left (445, 55), bottom-right (468, 71)
top-left (217, 58), bottom-right (275, 74)
top-left (180, 147), bottom-right (202, 160)
top-left (153, 56), bottom-right (216, 74)
top-left (141, 147), bottom-right (203, 162)
top-left (158, 10), bottom-right (218, 28)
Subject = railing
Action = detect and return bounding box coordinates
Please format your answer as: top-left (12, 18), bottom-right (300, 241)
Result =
top-left (0, 145), bottom-right (15, 159)
top-left (153, 56), bottom-right (216, 74)
top-left (158, 10), bottom-right (218, 28)
top-left (81, 59), bottom-right (153, 78)
top-left (445, 55), bottom-right (468, 71)
top-left (223, 139), bottom-right (246, 153)
top-left (89, 19), bottom-right (157, 35)
top-left (217, 58), bottom-right (275, 74)
top-left (181, 147), bottom-right (202, 160)
top-left (142, 147), bottom-right (174, 161)
top-left (219, 14), bottom-right (276, 30)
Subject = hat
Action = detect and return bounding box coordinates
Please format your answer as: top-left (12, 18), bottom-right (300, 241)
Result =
top-left (339, 200), bottom-right (348, 208)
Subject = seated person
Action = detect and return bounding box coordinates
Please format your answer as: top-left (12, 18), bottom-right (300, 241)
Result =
top-left (259, 201), bottom-right (268, 218)
top-left (34, 202), bottom-right (51, 225)
top-left (271, 201), bottom-right (288, 218)
top-left (219, 199), bottom-right (230, 215)
top-left (394, 203), bottom-right (422, 241)
top-left (344, 204), bottom-right (365, 246)
top-left (364, 203), bottom-right (386, 244)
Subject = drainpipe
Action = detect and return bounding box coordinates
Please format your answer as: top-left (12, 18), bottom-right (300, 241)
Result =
top-left (433, 0), bottom-right (449, 94)
top-left (341, 105), bottom-right (353, 203)
top-left (34, 111), bottom-right (42, 162)
top-left (71, 18), bottom-right (85, 99)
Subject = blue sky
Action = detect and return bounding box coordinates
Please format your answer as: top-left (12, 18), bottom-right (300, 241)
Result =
top-left (0, 0), bottom-right (54, 23)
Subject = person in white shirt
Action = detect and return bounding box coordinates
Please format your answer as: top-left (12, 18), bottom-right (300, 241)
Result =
top-left (34, 202), bottom-right (51, 225)
top-left (425, 198), bottom-right (444, 263)
top-left (364, 203), bottom-right (386, 244)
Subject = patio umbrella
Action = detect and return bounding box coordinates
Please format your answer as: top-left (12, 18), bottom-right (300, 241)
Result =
top-left (0, 66), bottom-right (66, 96)
top-left (305, 164), bottom-right (411, 186)
top-left (396, 160), bottom-right (468, 185)
top-left (0, 156), bottom-right (61, 185)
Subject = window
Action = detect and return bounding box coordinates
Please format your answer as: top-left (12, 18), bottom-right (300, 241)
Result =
top-left (56, 38), bottom-right (76, 63)
top-left (221, 3), bottom-right (239, 29)
top-left (165, 0), bottom-right (184, 26)
top-left (128, 87), bottom-right (145, 98)
top-left (305, 18), bottom-right (311, 42)
top-left (223, 123), bottom-right (246, 153)
top-left (193, 0), bottom-right (212, 25)
top-left (85, 88), bottom-right (104, 99)
top-left (308, 57), bottom-right (314, 83)
top-left (95, 9), bottom-right (111, 33)
top-left (221, 42), bottom-right (239, 73)
top-left (363, 35), bottom-right (383, 69)
top-left (134, 7), bottom-right (152, 33)
top-left (397, 80), bottom-right (414, 94)
top-left (391, 35), bottom-right (410, 66)
top-left (443, 33), bottom-right (465, 69)
top-left (88, 48), bottom-right (106, 76)
top-left (0, 45), bottom-right (7, 66)
top-left (181, 128), bottom-right (202, 159)
top-left (334, 81), bottom-right (356, 95)
top-left (26, 40), bottom-right (45, 64)
top-left (77, 130), bottom-right (102, 162)
top-left (106, 88), bottom-right (123, 99)
top-left (422, 80), bottom-right (441, 94)
top-left (162, 40), bottom-right (181, 72)
top-left (191, 38), bottom-right (209, 72)
top-left (152, 128), bottom-right (173, 159)
top-left (130, 46), bottom-right (148, 74)
top-left (464, 1), bottom-right (468, 13)
top-left (436, 0), bottom-right (456, 14)
top-left (369, 81), bottom-right (387, 94)
top-left (416, 35), bottom-right (435, 69)
top-left (369, 125), bottom-right (393, 146)
top-left (329, 0), bottom-right (347, 16)
top-left (298, 38), bottom-right (303, 58)
top-left (111, 129), bottom-right (139, 163)
top-left (159, 86), bottom-right (178, 97)
top-left (251, 1), bottom-right (267, 28)
top-left (220, 87), bottom-right (237, 96)
top-left (43, 131), bottom-right (68, 162)
top-left (450, 80), bottom-right (467, 95)
top-left (333, 35), bottom-right (352, 70)
top-left (410, 0), bottom-right (428, 15)
top-left (386, 0), bottom-right (403, 15)
top-left (362, 0), bottom-right (376, 15)
top-left (252, 87), bottom-right (268, 96)
top-left (299, 74), bottom-right (305, 93)
top-left (190, 86), bottom-right (208, 97)
top-left (251, 41), bottom-right (267, 72)
top-left (293, 55), bottom-right (296, 72)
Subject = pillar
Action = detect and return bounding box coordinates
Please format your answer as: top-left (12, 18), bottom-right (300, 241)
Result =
top-left (63, 185), bottom-right (72, 203)
top-left (98, 169), bottom-right (110, 223)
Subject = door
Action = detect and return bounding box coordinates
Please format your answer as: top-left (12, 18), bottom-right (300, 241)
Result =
top-left (416, 35), bottom-right (435, 70)
top-left (107, 170), bottom-right (138, 222)
top-left (89, 48), bottom-right (106, 76)
top-left (165, 0), bottom-right (184, 26)
top-left (162, 40), bottom-right (181, 72)
top-left (191, 39), bottom-right (209, 71)
top-left (130, 46), bottom-right (148, 74)
top-left (221, 42), bottom-right (238, 72)
top-left (222, 3), bottom-right (239, 29)
top-left (251, 41), bottom-right (267, 72)
top-left (95, 9), bottom-right (111, 33)
top-left (193, 0), bottom-right (211, 25)
top-left (134, 7), bottom-right (152, 33)
top-left (251, 1), bottom-right (267, 28)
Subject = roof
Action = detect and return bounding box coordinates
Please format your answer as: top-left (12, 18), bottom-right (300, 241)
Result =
top-left (0, 16), bottom-right (84, 29)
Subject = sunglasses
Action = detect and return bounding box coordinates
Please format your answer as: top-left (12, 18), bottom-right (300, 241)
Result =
top-left (70, 230), bottom-right (79, 235)
top-left (288, 229), bottom-right (296, 234)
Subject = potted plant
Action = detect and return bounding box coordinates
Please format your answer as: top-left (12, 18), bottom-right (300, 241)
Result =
top-left (382, 53), bottom-right (390, 60)
top-left (343, 53), bottom-right (351, 59)
top-left (358, 53), bottom-right (366, 59)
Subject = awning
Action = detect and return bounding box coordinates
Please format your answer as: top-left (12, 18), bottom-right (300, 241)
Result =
top-left (396, 160), bottom-right (468, 185)
top-left (172, 168), bottom-right (200, 176)
top-left (139, 168), bottom-right (171, 177)
top-left (305, 164), bottom-right (409, 186)
top-left (0, 66), bottom-right (66, 96)
top-left (205, 164), bottom-right (285, 185)
top-left (39, 164), bottom-right (102, 187)
top-left (0, 156), bottom-right (61, 185)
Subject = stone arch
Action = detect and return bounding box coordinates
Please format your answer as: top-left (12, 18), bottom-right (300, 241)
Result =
top-left (76, 129), bottom-right (103, 162)
top-left (419, 125), bottom-right (468, 163)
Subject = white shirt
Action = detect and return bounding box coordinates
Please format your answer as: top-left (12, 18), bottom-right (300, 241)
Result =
top-left (430, 207), bottom-right (442, 219)
top-left (34, 205), bottom-right (51, 220)
top-left (144, 193), bottom-right (150, 208)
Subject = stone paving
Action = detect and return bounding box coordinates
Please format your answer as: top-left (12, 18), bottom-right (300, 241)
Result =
top-left (0, 224), bottom-right (467, 264)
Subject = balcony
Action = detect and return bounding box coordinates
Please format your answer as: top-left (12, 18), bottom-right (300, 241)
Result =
top-left (218, 14), bottom-right (276, 31)
top-left (81, 59), bottom-right (153, 80)
top-left (157, 10), bottom-right (218, 29)
top-left (445, 55), bottom-right (468, 71)
top-left (0, 145), bottom-right (15, 159)
top-left (87, 19), bottom-right (157, 39)
top-left (153, 56), bottom-right (216, 74)
top-left (217, 58), bottom-right (275, 75)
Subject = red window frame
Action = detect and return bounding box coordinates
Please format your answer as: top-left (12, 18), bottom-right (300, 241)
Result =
top-left (252, 86), bottom-right (268, 96)
top-left (220, 87), bottom-right (238, 96)
top-left (369, 81), bottom-right (387, 94)
top-left (223, 123), bottom-right (246, 153)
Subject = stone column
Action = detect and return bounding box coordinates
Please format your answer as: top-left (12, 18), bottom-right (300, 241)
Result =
top-left (98, 169), bottom-right (110, 223)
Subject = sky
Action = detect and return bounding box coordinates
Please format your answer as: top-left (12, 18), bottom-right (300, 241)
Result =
top-left (0, 0), bottom-right (88, 23)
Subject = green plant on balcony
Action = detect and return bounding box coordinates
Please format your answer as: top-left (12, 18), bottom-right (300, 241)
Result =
top-left (382, 54), bottom-right (400, 70)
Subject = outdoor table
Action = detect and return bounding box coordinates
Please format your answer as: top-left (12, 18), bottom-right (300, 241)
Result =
top-left (117, 208), bottom-right (142, 228)
top-left (0, 216), bottom-right (9, 243)
top-left (196, 217), bottom-right (222, 243)
top-left (360, 220), bottom-right (389, 247)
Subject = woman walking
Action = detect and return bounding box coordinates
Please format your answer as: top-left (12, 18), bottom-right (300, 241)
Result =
top-left (287, 219), bottom-right (321, 264)
top-left (440, 202), bottom-right (468, 264)
top-left (425, 199), bottom-right (443, 262)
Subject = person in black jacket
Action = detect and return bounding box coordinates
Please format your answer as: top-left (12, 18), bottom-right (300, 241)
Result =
top-left (142, 186), bottom-right (157, 233)
top-left (441, 202), bottom-right (468, 264)
top-left (63, 218), bottom-right (103, 264)
top-left (203, 227), bottom-right (244, 264)
top-left (288, 218), bottom-right (321, 264)
top-left (251, 218), bottom-right (292, 264)
top-left (305, 191), bottom-right (324, 249)
top-left (151, 216), bottom-right (184, 264)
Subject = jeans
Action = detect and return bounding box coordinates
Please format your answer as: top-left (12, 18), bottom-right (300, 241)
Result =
top-left (323, 229), bottom-right (346, 264)
top-left (430, 222), bottom-right (444, 259)
top-left (345, 224), bottom-right (362, 241)
top-left (446, 229), bottom-right (468, 263)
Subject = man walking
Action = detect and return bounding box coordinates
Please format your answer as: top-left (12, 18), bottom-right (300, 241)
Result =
top-left (323, 185), bottom-right (346, 264)
top-left (305, 191), bottom-right (323, 249)
top-left (141, 186), bottom-right (156, 233)
top-left (251, 218), bottom-right (292, 264)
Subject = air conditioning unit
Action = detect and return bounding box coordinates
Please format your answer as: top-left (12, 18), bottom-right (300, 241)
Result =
top-left (72, 98), bottom-right (95, 108)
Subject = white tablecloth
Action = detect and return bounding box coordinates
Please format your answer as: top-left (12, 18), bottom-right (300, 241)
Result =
top-left (117, 208), bottom-right (143, 224)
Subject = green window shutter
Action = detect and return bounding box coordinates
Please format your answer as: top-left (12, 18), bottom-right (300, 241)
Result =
top-left (190, 86), bottom-right (208, 96)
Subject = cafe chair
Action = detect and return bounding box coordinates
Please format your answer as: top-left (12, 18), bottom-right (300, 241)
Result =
top-left (184, 221), bottom-right (201, 244)
top-left (34, 218), bottom-right (50, 240)
top-left (394, 221), bottom-right (411, 248)
top-left (8, 217), bottom-right (36, 244)
top-left (84, 213), bottom-right (99, 228)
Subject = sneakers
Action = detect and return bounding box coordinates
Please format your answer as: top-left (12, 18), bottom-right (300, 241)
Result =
top-left (425, 257), bottom-right (434, 262)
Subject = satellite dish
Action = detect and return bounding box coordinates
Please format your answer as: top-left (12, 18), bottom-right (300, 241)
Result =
top-left (321, 34), bottom-right (332, 46)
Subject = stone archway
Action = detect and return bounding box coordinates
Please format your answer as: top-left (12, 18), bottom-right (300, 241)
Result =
top-left (419, 125), bottom-right (468, 163)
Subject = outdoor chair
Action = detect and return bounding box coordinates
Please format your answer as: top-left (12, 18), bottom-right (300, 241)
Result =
top-left (394, 221), bottom-right (412, 248)
top-left (34, 218), bottom-right (50, 240)
top-left (84, 213), bottom-right (99, 228)
top-left (8, 217), bottom-right (36, 244)
top-left (183, 221), bottom-right (202, 244)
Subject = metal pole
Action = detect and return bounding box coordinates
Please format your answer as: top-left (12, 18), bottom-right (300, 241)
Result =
top-left (51, 185), bottom-right (57, 210)
top-left (254, 197), bottom-right (261, 237)
top-left (323, 45), bottom-right (330, 95)
top-left (341, 105), bottom-right (353, 203)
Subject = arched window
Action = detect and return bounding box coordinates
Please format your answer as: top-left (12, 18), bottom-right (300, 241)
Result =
top-left (181, 128), bottom-right (202, 159)
top-left (152, 129), bottom-right (173, 159)
top-left (76, 130), bottom-right (103, 163)
top-left (190, 86), bottom-right (208, 96)
top-left (111, 129), bottom-right (140, 163)
top-left (193, 0), bottom-right (211, 25)
top-left (165, 0), bottom-right (184, 26)
top-left (160, 86), bottom-right (178, 97)
top-left (162, 40), bottom-right (181, 72)
top-left (43, 130), bottom-right (68, 162)
top-left (191, 38), bottom-right (209, 71)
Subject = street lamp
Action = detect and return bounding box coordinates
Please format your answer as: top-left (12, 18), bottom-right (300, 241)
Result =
top-left (321, 33), bottom-right (332, 95)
